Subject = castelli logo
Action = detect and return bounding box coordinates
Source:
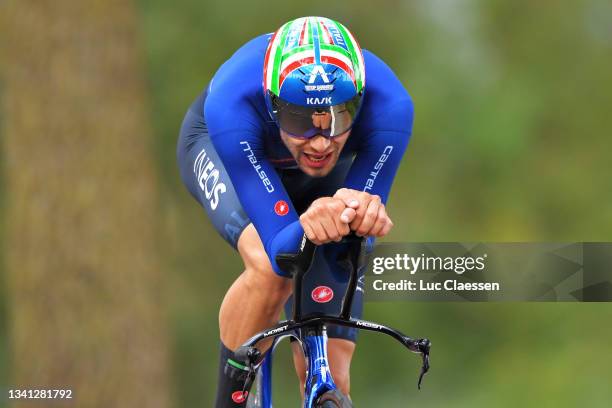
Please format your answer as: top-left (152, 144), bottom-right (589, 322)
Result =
top-left (311, 286), bottom-right (334, 303)
top-left (231, 391), bottom-right (248, 403)
top-left (274, 200), bottom-right (289, 216)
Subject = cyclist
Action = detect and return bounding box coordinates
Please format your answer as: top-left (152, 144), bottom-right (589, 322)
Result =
top-left (177, 17), bottom-right (413, 407)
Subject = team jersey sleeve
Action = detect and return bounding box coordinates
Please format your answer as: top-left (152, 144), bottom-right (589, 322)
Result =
top-left (344, 50), bottom-right (414, 202)
top-left (205, 100), bottom-right (304, 276)
top-left (343, 96), bottom-right (414, 203)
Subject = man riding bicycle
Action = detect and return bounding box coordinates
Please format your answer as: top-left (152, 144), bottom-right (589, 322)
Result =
top-left (177, 17), bottom-right (413, 406)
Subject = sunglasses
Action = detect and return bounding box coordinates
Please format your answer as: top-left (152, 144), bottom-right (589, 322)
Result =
top-left (271, 93), bottom-right (363, 139)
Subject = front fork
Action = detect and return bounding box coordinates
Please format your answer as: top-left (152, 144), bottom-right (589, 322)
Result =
top-left (258, 347), bottom-right (273, 407)
top-left (246, 328), bottom-right (335, 408)
top-left (302, 326), bottom-right (336, 408)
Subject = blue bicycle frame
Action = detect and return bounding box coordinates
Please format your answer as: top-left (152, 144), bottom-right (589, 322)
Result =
top-left (248, 327), bottom-right (336, 407)
top-left (302, 330), bottom-right (336, 406)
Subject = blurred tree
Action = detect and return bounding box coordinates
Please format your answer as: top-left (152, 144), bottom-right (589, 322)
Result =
top-left (1, 1), bottom-right (170, 407)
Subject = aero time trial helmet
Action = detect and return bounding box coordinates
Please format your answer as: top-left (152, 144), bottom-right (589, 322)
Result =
top-left (263, 17), bottom-right (366, 138)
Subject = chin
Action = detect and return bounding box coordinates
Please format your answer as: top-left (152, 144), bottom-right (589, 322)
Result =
top-left (302, 168), bottom-right (329, 177)
top-left (298, 162), bottom-right (335, 178)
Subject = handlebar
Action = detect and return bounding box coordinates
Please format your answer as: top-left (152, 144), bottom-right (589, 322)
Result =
top-left (270, 233), bottom-right (432, 389)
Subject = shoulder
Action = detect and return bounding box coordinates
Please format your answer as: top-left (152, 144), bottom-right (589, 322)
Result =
top-left (362, 49), bottom-right (412, 108)
top-left (204, 34), bottom-right (272, 135)
top-left (353, 50), bottom-right (414, 135)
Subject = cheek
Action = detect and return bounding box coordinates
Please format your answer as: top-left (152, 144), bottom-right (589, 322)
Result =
top-left (333, 132), bottom-right (350, 148)
top-left (283, 140), bottom-right (306, 155)
top-left (333, 138), bottom-right (349, 151)
top-left (280, 134), bottom-right (297, 149)
top-left (293, 140), bottom-right (308, 150)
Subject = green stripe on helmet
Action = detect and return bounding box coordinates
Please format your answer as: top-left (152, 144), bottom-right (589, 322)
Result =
top-left (319, 43), bottom-right (352, 60)
top-left (270, 20), bottom-right (293, 95)
top-left (306, 17), bottom-right (314, 46)
top-left (283, 45), bottom-right (314, 59)
top-left (335, 22), bottom-right (364, 92)
top-left (264, 16), bottom-right (366, 103)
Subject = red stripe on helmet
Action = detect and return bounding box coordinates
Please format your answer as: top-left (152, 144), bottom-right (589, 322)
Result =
top-left (278, 56), bottom-right (315, 89)
top-left (299, 18), bottom-right (308, 46)
top-left (319, 20), bottom-right (334, 45)
top-left (320, 55), bottom-right (356, 86)
top-left (263, 30), bottom-right (279, 90)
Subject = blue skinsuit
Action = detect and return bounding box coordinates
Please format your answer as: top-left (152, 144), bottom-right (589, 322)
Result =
top-left (177, 33), bottom-right (413, 341)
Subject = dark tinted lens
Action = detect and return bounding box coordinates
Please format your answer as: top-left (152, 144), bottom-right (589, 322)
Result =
top-left (272, 94), bottom-right (362, 138)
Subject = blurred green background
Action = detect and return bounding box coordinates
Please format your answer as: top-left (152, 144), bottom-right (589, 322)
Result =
top-left (2, 0), bottom-right (612, 407)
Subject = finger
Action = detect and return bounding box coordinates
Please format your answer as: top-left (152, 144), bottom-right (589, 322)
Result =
top-left (356, 196), bottom-right (381, 236)
top-left (318, 206), bottom-right (344, 242)
top-left (310, 219), bottom-right (328, 244)
top-left (349, 200), bottom-right (368, 230)
top-left (349, 193), bottom-right (371, 231)
top-left (328, 199), bottom-right (349, 239)
top-left (340, 207), bottom-right (356, 224)
top-left (300, 216), bottom-right (317, 242)
top-left (370, 205), bottom-right (388, 237)
top-left (338, 220), bottom-right (350, 237)
top-left (334, 188), bottom-right (360, 209)
top-left (335, 208), bottom-right (353, 238)
top-left (380, 218), bottom-right (394, 236)
top-left (320, 214), bottom-right (341, 242)
top-left (301, 206), bottom-right (328, 244)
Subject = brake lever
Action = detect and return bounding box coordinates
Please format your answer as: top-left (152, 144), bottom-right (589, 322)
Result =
top-left (418, 350), bottom-right (430, 389)
top-left (235, 346), bottom-right (261, 397)
top-left (405, 338), bottom-right (431, 389)
top-left (241, 370), bottom-right (256, 398)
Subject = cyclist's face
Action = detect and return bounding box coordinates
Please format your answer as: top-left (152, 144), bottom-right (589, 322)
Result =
top-left (280, 129), bottom-right (350, 177)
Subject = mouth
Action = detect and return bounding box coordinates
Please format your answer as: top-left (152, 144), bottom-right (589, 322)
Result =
top-left (302, 152), bottom-right (333, 169)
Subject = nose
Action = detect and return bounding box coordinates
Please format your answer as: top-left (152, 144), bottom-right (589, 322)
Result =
top-left (309, 135), bottom-right (331, 152)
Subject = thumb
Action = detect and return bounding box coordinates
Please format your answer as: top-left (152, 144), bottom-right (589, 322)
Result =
top-left (338, 197), bottom-right (359, 209)
top-left (340, 207), bottom-right (357, 224)
top-left (334, 190), bottom-right (360, 209)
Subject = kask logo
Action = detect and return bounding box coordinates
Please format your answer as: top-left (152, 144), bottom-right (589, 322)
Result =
top-left (306, 97), bottom-right (332, 105)
top-left (274, 200), bottom-right (289, 216)
top-left (231, 391), bottom-right (248, 403)
top-left (311, 286), bottom-right (334, 303)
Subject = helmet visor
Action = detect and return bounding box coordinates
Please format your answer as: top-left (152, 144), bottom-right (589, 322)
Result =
top-left (271, 93), bottom-right (362, 138)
